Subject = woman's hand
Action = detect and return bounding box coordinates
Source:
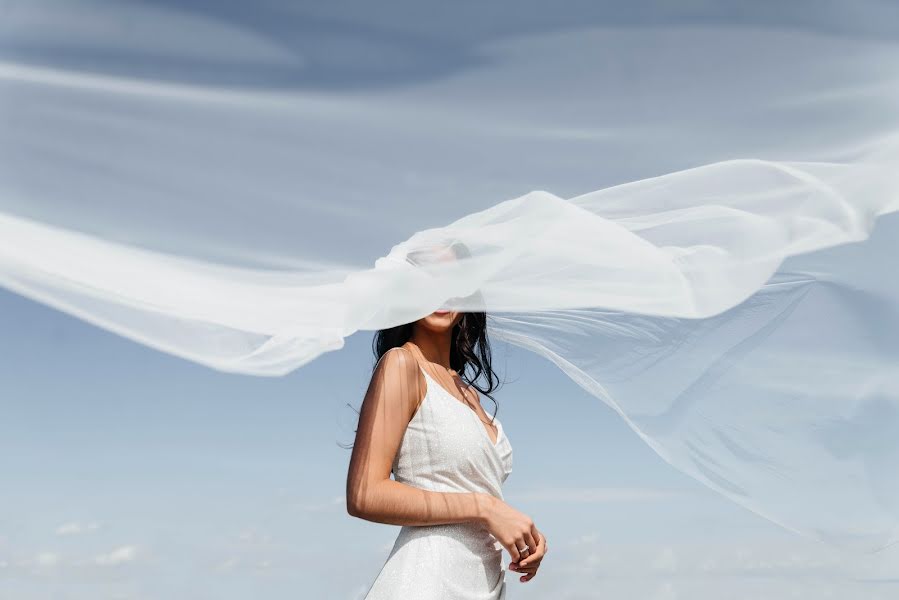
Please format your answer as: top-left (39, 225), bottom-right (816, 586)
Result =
top-left (479, 495), bottom-right (545, 580)
top-left (509, 528), bottom-right (546, 582)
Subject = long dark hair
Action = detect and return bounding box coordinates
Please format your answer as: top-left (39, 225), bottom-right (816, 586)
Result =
top-left (374, 239), bottom-right (500, 416)
top-left (372, 310), bottom-right (500, 419)
top-left (339, 241), bottom-right (502, 450)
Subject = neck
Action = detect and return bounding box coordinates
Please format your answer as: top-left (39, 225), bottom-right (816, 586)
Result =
top-left (409, 330), bottom-right (454, 370)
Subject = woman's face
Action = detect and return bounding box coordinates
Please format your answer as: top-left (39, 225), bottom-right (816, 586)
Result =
top-left (413, 244), bottom-right (465, 333)
top-left (417, 308), bottom-right (463, 334)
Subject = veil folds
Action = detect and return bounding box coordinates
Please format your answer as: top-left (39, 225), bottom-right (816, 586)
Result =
top-left (2, 0), bottom-right (899, 552)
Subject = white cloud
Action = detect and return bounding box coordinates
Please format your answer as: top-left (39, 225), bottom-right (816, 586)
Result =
top-left (540, 534), bottom-right (899, 599)
top-left (93, 545), bottom-right (138, 567)
top-left (652, 547), bottom-right (678, 574)
top-left (55, 521), bottom-right (100, 536)
top-left (34, 552), bottom-right (58, 567)
top-left (510, 486), bottom-right (686, 503)
top-left (215, 556), bottom-right (240, 572)
top-left (652, 582), bottom-right (678, 600)
top-left (237, 528), bottom-right (272, 544)
top-left (293, 495), bottom-right (345, 512)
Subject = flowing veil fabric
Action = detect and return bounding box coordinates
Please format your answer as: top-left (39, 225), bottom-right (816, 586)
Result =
top-left (2, 1), bottom-right (899, 553)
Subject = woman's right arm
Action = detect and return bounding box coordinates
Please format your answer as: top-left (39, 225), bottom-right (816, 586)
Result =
top-left (345, 346), bottom-right (495, 526)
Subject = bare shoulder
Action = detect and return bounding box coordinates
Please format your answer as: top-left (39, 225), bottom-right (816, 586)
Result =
top-left (371, 345), bottom-right (427, 413)
top-left (376, 345), bottom-right (417, 375)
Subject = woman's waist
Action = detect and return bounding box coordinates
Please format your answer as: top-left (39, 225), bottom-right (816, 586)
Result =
top-left (396, 521), bottom-right (503, 558)
top-left (393, 473), bottom-right (504, 500)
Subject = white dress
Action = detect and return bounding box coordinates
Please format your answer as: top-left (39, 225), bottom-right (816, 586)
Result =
top-left (362, 364), bottom-right (514, 599)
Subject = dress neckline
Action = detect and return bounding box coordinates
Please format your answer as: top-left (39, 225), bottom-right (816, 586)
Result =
top-left (417, 365), bottom-right (503, 448)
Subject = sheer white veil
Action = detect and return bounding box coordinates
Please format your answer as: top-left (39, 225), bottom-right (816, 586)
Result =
top-left (2, 0), bottom-right (899, 553)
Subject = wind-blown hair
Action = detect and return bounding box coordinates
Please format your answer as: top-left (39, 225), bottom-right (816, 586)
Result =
top-left (338, 241), bottom-right (502, 451)
top-left (371, 241), bottom-right (501, 418)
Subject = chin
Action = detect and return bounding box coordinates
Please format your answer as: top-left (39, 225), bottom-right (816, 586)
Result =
top-left (420, 311), bottom-right (460, 332)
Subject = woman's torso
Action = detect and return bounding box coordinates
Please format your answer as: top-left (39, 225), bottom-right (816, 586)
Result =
top-left (363, 358), bottom-right (513, 598)
top-left (392, 363), bottom-right (513, 497)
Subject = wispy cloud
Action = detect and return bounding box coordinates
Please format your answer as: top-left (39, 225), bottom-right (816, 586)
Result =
top-left (55, 521), bottom-right (100, 536)
top-left (510, 486), bottom-right (687, 503)
top-left (215, 556), bottom-right (240, 572)
top-left (533, 535), bottom-right (899, 599)
top-left (93, 545), bottom-right (138, 567)
top-left (293, 495), bottom-right (345, 512)
top-left (35, 552), bottom-right (59, 567)
top-left (236, 528), bottom-right (273, 544)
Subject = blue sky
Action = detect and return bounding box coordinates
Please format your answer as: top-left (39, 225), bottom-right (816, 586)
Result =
top-left (2, 1), bottom-right (899, 598)
top-left (3, 285), bottom-right (898, 599)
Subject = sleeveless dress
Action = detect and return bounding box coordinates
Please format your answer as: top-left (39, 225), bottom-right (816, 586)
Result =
top-left (362, 364), bottom-right (514, 600)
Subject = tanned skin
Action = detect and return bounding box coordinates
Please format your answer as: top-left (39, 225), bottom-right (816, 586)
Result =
top-left (346, 312), bottom-right (547, 583)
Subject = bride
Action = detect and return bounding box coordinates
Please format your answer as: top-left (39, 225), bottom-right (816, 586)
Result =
top-left (346, 246), bottom-right (548, 598)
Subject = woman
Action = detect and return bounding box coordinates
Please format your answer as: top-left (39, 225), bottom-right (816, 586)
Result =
top-left (346, 295), bottom-right (548, 598)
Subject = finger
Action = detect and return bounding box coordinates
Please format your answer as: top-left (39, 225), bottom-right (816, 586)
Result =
top-left (507, 540), bottom-right (521, 564)
top-left (520, 533), bottom-right (537, 566)
top-left (522, 525), bottom-right (543, 566)
top-left (519, 531), bottom-right (539, 567)
top-left (513, 557), bottom-right (541, 571)
top-left (518, 538), bottom-right (532, 563)
top-left (533, 529), bottom-right (547, 557)
top-left (512, 564), bottom-right (538, 575)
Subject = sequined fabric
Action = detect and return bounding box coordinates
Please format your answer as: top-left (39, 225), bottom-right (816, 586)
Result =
top-left (362, 365), bottom-right (514, 599)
